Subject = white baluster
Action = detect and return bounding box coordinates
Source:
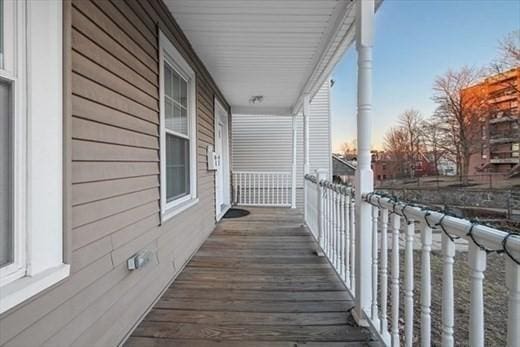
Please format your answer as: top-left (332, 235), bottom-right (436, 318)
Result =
top-left (339, 191), bottom-right (343, 272)
top-left (246, 173), bottom-right (250, 205)
top-left (404, 214), bottom-right (415, 347)
top-left (379, 208), bottom-right (390, 340)
top-left (330, 188), bottom-right (334, 257)
top-left (327, 189), bottom-right (333, 259)
top-left (239, 173), bottom-right (243, 204)
top-left (371, 204), bottom-right (379, 325)
top-left (316, 176), bottom-right (325, 253)
top-left (334, 188), bottom-right (341, 271)
top-left (269, 173), bottom-right (272, 204)
top-left (345, 192), bottom-right (351, 288)
top-left (468, 242), bottom-right (486, 347)
top-left (506, 256), bottom-right (520, 347)
top-left (326, 188), bottom-right (330, 256)
top-left (277, 174), bottom-right (280, 206)
top-left (420, 221), bottom-right (432, 347)
top-left (287, 174), bottom-right (290, 206)
top-left (339, 191), bottom-right (346, 280)
top-left (233, 173), bottom-right (236, 204)
top-left (391, 213), bottom-right (400, 347)
top-left (262, 173), bottom-right (265, 205)
top-left (254, 173), bottom-right (257, 205)
top-left (350, 198), bottom-right (356, 290)
top-left (324, 188), bottom-right (328, 255)
top-left (441, 232), bottom-right (455, 347)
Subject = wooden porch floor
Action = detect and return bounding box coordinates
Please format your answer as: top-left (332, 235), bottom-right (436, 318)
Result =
top-left (125, 207), bottom-right (382, 346)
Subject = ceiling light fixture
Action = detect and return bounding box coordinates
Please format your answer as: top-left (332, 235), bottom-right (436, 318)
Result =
top-left (249, 95), bottom-right (264, 104)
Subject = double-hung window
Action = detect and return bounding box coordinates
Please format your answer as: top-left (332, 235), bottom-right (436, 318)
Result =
top-left (159, 31), bottom-right (197, 220)
top-left (0, 0), bottom-right (68, 313)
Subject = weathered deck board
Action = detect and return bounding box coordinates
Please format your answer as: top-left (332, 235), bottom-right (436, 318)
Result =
top-left (125, 207), bottom-right (381, 346)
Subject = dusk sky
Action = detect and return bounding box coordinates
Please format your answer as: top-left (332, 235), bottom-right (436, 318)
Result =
top-left (330, 0), bottom-right (520, 152)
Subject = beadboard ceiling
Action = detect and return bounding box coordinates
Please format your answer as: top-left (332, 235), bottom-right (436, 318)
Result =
top-left (164, 0), bottom-right (357, 115)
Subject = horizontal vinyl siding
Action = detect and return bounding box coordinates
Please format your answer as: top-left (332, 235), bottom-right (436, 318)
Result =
top-left (232, 80), bottom-right (331, 208)
top-left (309, 80), bottom-right (332, 175)
top-left (0, 1), bottom-right (229, 346)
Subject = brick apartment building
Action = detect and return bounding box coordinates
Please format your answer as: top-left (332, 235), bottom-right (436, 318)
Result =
top-left (371, 151), bottom-right (436, 181)
top-left (464, 68), bottom-right (520, 176)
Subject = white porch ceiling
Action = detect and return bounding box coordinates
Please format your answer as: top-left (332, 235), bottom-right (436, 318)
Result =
top-left (164, 0), bottom-right (358, 115)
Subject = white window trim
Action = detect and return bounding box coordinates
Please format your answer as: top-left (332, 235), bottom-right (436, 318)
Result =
top-left (0, 0), bottom-right (69, 314)
top-left (0, 0), bottom-right (26, 288)
top-left (159, 31), bottom-right (198, 222)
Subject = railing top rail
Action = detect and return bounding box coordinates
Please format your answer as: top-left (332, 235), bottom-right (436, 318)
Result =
top-left (363, 192), bottom-right (520, 257)
top-left (233, 170), bottom-right (291, 175)
top-left (304, 174), bottom-right (353, 196)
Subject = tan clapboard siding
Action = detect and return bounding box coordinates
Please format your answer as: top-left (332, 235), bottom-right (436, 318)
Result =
top-left (72, 188), bottom-right (159, 228)
top-left (72, 95), bottom-right (159, 137)
top-left (71, 6), bottom-right (157, 85)
top-left (0, 1), bottom-right (230, 346)
top-left (72, 0), bottom-right (158, 70)
top-left (72, 139), bottom-right (159, 162)
top-left (72, 50), bottom-right (159, 111)
top-left (71, 29), bottom-right (158, 97)
top-left (72, 74), bottom-right (158, 124)
top-left (72, 117), bottom-right (159, 150)
top-left (72, 201), bottom-right (160, 251)
top-left (72, 162), bottom-right (159, 183)
top-left (72, 175), bottom-right (159, 206)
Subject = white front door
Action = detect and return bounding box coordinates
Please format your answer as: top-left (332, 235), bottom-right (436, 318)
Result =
top-left (214, 99), bottom-right (230, 220)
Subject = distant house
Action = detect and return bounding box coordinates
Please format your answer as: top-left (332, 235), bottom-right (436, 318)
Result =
top-left (332, 155), bottom-right (356, 184)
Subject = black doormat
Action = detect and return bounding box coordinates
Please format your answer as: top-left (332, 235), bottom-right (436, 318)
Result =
top-left (223, 208), bottom-right (250, 219)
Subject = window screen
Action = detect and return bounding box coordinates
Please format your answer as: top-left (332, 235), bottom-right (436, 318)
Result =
top-left (0, 79), bottom-right (12, 267)
top-left (164, 62), bottom-right (190, 202)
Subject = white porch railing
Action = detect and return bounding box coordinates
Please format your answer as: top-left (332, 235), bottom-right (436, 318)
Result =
top-left (232, 171), bottom-right (292, 207)
top-left (304, 174), bottom-right (520, 347)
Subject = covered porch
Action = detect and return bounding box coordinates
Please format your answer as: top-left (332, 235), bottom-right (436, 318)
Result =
top-left (126, 207), bottom-right (381, 346)
top-left (132, 0), bottom-right (520, 346)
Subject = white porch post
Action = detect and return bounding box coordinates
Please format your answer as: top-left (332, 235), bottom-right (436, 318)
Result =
top-left (291, 114), bottom-right (297, 208)
top-left (303, 94), bottom-right (311, 217)
top-left (303, 94), bottom-right (311, 175)
top-left (353, 0), bottom-right (374, 326)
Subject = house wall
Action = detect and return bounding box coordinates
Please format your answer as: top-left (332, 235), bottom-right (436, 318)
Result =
top-left (0, 1), bottom-right (229, 346)
top-left (231, 80), bottom-right (331, 208)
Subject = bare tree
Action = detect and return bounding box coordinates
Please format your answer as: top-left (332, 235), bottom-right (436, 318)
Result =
top-left (340, 139), bottom-right (357, 158)
top-left (432, 67), bottom-right (488, 185)
top-left (422, 119), bottom-right (444, 176)
top-left (497, 30), bottom-right (520, 69)
top-left (490, 31), bottom-right (520, 95)
top-left (398, 109), bottom-right (424, 177)
top-left (383, 127), bottom-right (409, 178)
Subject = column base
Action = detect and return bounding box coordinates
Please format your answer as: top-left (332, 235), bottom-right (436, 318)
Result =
top-left (352, 307), bottom-right (370, 327)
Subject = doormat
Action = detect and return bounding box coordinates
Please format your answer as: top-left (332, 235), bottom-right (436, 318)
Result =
top-left (223, 208), bottom-right (250, 219)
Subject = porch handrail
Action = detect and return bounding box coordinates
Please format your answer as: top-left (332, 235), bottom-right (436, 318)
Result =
top-left (304, 174), bottom-right (520, 347)
top-left (232, 171), bottom-right (292, 207)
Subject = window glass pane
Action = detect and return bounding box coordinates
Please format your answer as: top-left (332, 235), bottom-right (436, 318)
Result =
top-left (180, 78), bottom-right (187, 107)
top-left (165, 97), bottom-right (174, 129)
top-left (0, 79), bottom-right (12, 267)
top-left (172, 69), bottom-right (180, 102)
top-left (164, 63), bottom-right (172, 98)
top-left (166, 134), bottom-right (190, 201)
top-left (164, 61), bottom-right (189, 136)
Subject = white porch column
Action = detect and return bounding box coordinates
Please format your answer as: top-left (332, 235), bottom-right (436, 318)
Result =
top-left (303, 94), bottom-right (311, 217)
top-left (303, 94), bottom-right (311, 175)
top-left (291, 114), bottom-right (297, 208)
top-left (353, 0), bottom-right (374, 326)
